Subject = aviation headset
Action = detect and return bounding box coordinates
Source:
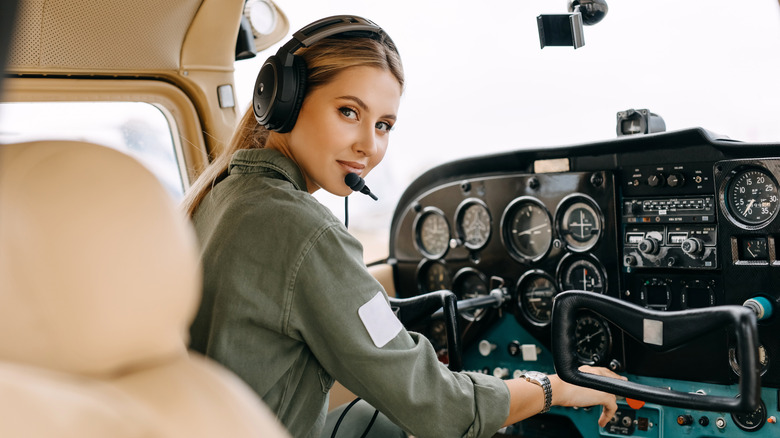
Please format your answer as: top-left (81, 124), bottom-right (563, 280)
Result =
top-left (252, 15), bottom-right (398, 133)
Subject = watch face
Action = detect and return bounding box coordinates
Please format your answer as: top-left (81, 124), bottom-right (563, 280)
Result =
top-left (524, 371), bottom-right (546, 381)
top-left (521, 371), bottom-right (552, 413)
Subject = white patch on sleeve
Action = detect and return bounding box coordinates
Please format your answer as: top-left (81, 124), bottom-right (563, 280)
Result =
top-left (358, 292), bottom-right (403, 348)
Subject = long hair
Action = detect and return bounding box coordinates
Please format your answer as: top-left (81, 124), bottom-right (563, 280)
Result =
top-left (181, 35), bottom-right (404, 217)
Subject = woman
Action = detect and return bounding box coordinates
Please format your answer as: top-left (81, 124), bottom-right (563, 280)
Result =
top-left (183, 15), bottom-right (622, 438)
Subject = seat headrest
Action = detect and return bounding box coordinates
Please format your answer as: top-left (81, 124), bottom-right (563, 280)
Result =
top-left (0, 141), bottom-right (201, 376)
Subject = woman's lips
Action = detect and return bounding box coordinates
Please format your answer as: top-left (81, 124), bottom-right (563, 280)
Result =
top-left (338, 160), bottom-right (365, 175)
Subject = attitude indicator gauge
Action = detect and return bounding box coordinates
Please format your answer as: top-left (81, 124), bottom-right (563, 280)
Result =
top-left (556, 195), bottom-right (603, 251)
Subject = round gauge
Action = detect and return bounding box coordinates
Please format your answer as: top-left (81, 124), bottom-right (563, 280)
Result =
top-left (725, 168), bottom-right (780, 227)
top-left (731, 397), bottom-right (767, 432)
top-left (456, 200), bottom-right (492, 250)
top-left (516, 270), bottom-right (558, 326)
top-left (452, 268), bottom-right (489, 321)
top-left (414, 208), bottom-right (451, 258)
top-left (557, 255), bottom-right (606, 294)
top-left (417, 260), bottom-right (452, 293)
top-left (574, 312), bottom-right (611, 365)
top-left (729, 344), bottom-right (770, 377)
top-left (501, 198), bottom-right (553, 263)
top-left (556, 196), bottom-right (602, 251)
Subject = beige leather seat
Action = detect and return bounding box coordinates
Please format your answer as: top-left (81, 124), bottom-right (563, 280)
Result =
top-left (0, 141), bottom-right (290, 438)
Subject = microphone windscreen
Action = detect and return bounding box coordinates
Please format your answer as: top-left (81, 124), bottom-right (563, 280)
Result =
top-left (344, 173), bottom-right (365, 191)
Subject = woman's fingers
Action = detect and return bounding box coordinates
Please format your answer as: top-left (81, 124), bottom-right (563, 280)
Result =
top-left (578, 364), bottom-right (627, 380)
top-left (576, 365), bottom-right (626, 427)
top-left (598, 395), bottom-right (618, 427)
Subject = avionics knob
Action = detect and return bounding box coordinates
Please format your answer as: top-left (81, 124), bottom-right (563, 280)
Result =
top-left (647, 173), bottom-right (665, 187)
top-left (681, 237), bottom-right (704, 257)
top-left (638, 237), bottom-right (660, 255)
top-left (667, 173), bottom-right (685, 188)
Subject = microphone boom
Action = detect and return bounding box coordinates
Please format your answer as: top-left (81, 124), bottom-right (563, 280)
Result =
top-left (345, 173), bottom-right (379, 200)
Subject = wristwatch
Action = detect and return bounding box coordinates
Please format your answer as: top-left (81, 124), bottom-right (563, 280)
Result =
top-left (519, 371), bottom-right (552, 414)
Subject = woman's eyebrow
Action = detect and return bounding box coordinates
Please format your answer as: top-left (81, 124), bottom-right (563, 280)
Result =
top-left (338, 95), bottom-right (397, 121)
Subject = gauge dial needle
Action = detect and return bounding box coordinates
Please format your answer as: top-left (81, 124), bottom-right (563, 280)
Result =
top-left (577, 329), bottom-right (604, 345)
top-left (515, 223), bottom-right (547, 236)
top-left (583, 269), bottom-right (588, 289)
top-left (747, 242), bottom-right (756, 257)
top-left (746, 199), bottom-right (755, 213)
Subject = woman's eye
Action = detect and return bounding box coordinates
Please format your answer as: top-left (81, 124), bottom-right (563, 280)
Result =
top-left (375, 121), bottom-right (393, 132)
top-left (339, 107), bottom-right (357, 119)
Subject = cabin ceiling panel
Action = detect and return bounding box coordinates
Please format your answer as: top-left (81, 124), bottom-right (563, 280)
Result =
top-left (9, 0), bottom-right (202, 72)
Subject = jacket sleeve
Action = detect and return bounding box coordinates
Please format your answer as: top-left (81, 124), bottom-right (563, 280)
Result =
top-left (285, 223), bottom-right (510, 438)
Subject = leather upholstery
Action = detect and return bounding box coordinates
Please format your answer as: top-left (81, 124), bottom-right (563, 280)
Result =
top-left (0, 141), bottom-right (289, 438)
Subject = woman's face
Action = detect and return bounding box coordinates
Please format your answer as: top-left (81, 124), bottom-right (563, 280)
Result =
top-left (273, 65), bottom-right (402, 196)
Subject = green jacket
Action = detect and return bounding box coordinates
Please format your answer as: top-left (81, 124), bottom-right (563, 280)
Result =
top-left (189, 148), bottom-right (510, 438)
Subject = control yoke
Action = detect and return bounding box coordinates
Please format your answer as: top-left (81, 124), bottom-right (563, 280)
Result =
top-left (389, 291), bottom-right (463, 371)
top-left (552, 291), bottom-right (761, 412)
top-left (389, 288), bottom-right (508, 373)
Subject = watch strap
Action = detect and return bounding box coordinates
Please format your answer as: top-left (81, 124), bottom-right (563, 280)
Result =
top-left (520, 371), bottom-right (552, 414)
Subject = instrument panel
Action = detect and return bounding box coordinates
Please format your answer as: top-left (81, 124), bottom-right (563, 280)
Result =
top-left (392, 170), bottom-right (619, 363)
top-left (389, 129), bottom-right (780, 437)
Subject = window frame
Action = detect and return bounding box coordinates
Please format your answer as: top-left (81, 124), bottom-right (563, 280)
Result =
top-left (1, 77), bottom-right (209, 188)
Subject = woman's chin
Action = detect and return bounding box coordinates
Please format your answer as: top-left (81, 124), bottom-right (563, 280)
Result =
top-left (323, 186), bottom-right (353, 198)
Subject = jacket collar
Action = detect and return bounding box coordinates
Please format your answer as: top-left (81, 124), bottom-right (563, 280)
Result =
top-left (228, 148), bottom-right (307, 192)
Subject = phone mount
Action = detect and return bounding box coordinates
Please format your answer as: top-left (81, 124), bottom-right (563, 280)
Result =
top-left (537, 0), bottom-right (608, 49)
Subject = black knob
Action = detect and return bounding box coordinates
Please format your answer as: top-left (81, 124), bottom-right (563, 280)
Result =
top-left (647, 173), bottom-right (665, 187)
top-left (698, 416), bottom-right (709, 427)
top-left (625, 255), bottom-right (637, 266)
top-left (630, 202), bottom-right (642, 215)
top-left (681, 237), bottom-right (704, 257)
top-left (590, 172), bottom-right (604, 187)
top-left (507, 340), bottom-right (521, 357)
top-left (638, 237), bottom-right (660, 255)
top-left (667, 173), bottom-right (685, 188)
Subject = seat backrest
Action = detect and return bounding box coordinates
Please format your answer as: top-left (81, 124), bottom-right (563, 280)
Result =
top-left (0, 141), bottom-right (289, 438)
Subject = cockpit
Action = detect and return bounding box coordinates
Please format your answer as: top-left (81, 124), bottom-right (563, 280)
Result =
top-left (3, 0), bottom-right (780, 437)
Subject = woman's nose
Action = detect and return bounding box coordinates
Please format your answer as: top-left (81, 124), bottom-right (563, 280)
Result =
top-left (354, 125), bottom-right (379, 157)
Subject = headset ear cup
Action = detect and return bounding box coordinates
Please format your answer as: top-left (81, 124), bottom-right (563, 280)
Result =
top-left (253, 55), bottom-right (281, 128)
top-left (274, 55), bottom-right (308, 133)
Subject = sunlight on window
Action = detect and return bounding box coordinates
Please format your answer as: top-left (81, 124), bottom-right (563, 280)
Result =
top-left (0, 101), bottom-right (184, 199)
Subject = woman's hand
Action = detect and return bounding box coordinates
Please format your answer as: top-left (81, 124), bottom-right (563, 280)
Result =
top-left (504, 365), bottom-right (626, 428)
top-left (549, 365), bottom-right (627, 427)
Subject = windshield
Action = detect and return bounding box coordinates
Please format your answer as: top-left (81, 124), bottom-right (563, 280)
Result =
top-left (234, 0), bottom-right (780, 258)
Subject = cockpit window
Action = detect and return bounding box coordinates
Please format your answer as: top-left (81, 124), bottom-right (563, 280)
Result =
top-left (0, 101), bottom-right (184, 199)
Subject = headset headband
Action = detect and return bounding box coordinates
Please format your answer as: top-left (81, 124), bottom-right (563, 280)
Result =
top-left (253, 15), bottom-right (396, 132)
top-left (276, 15), bottom-right (396, 65)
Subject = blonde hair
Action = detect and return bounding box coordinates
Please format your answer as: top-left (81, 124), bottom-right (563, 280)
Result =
top-left (181, 35), bottom-right (404, 217)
